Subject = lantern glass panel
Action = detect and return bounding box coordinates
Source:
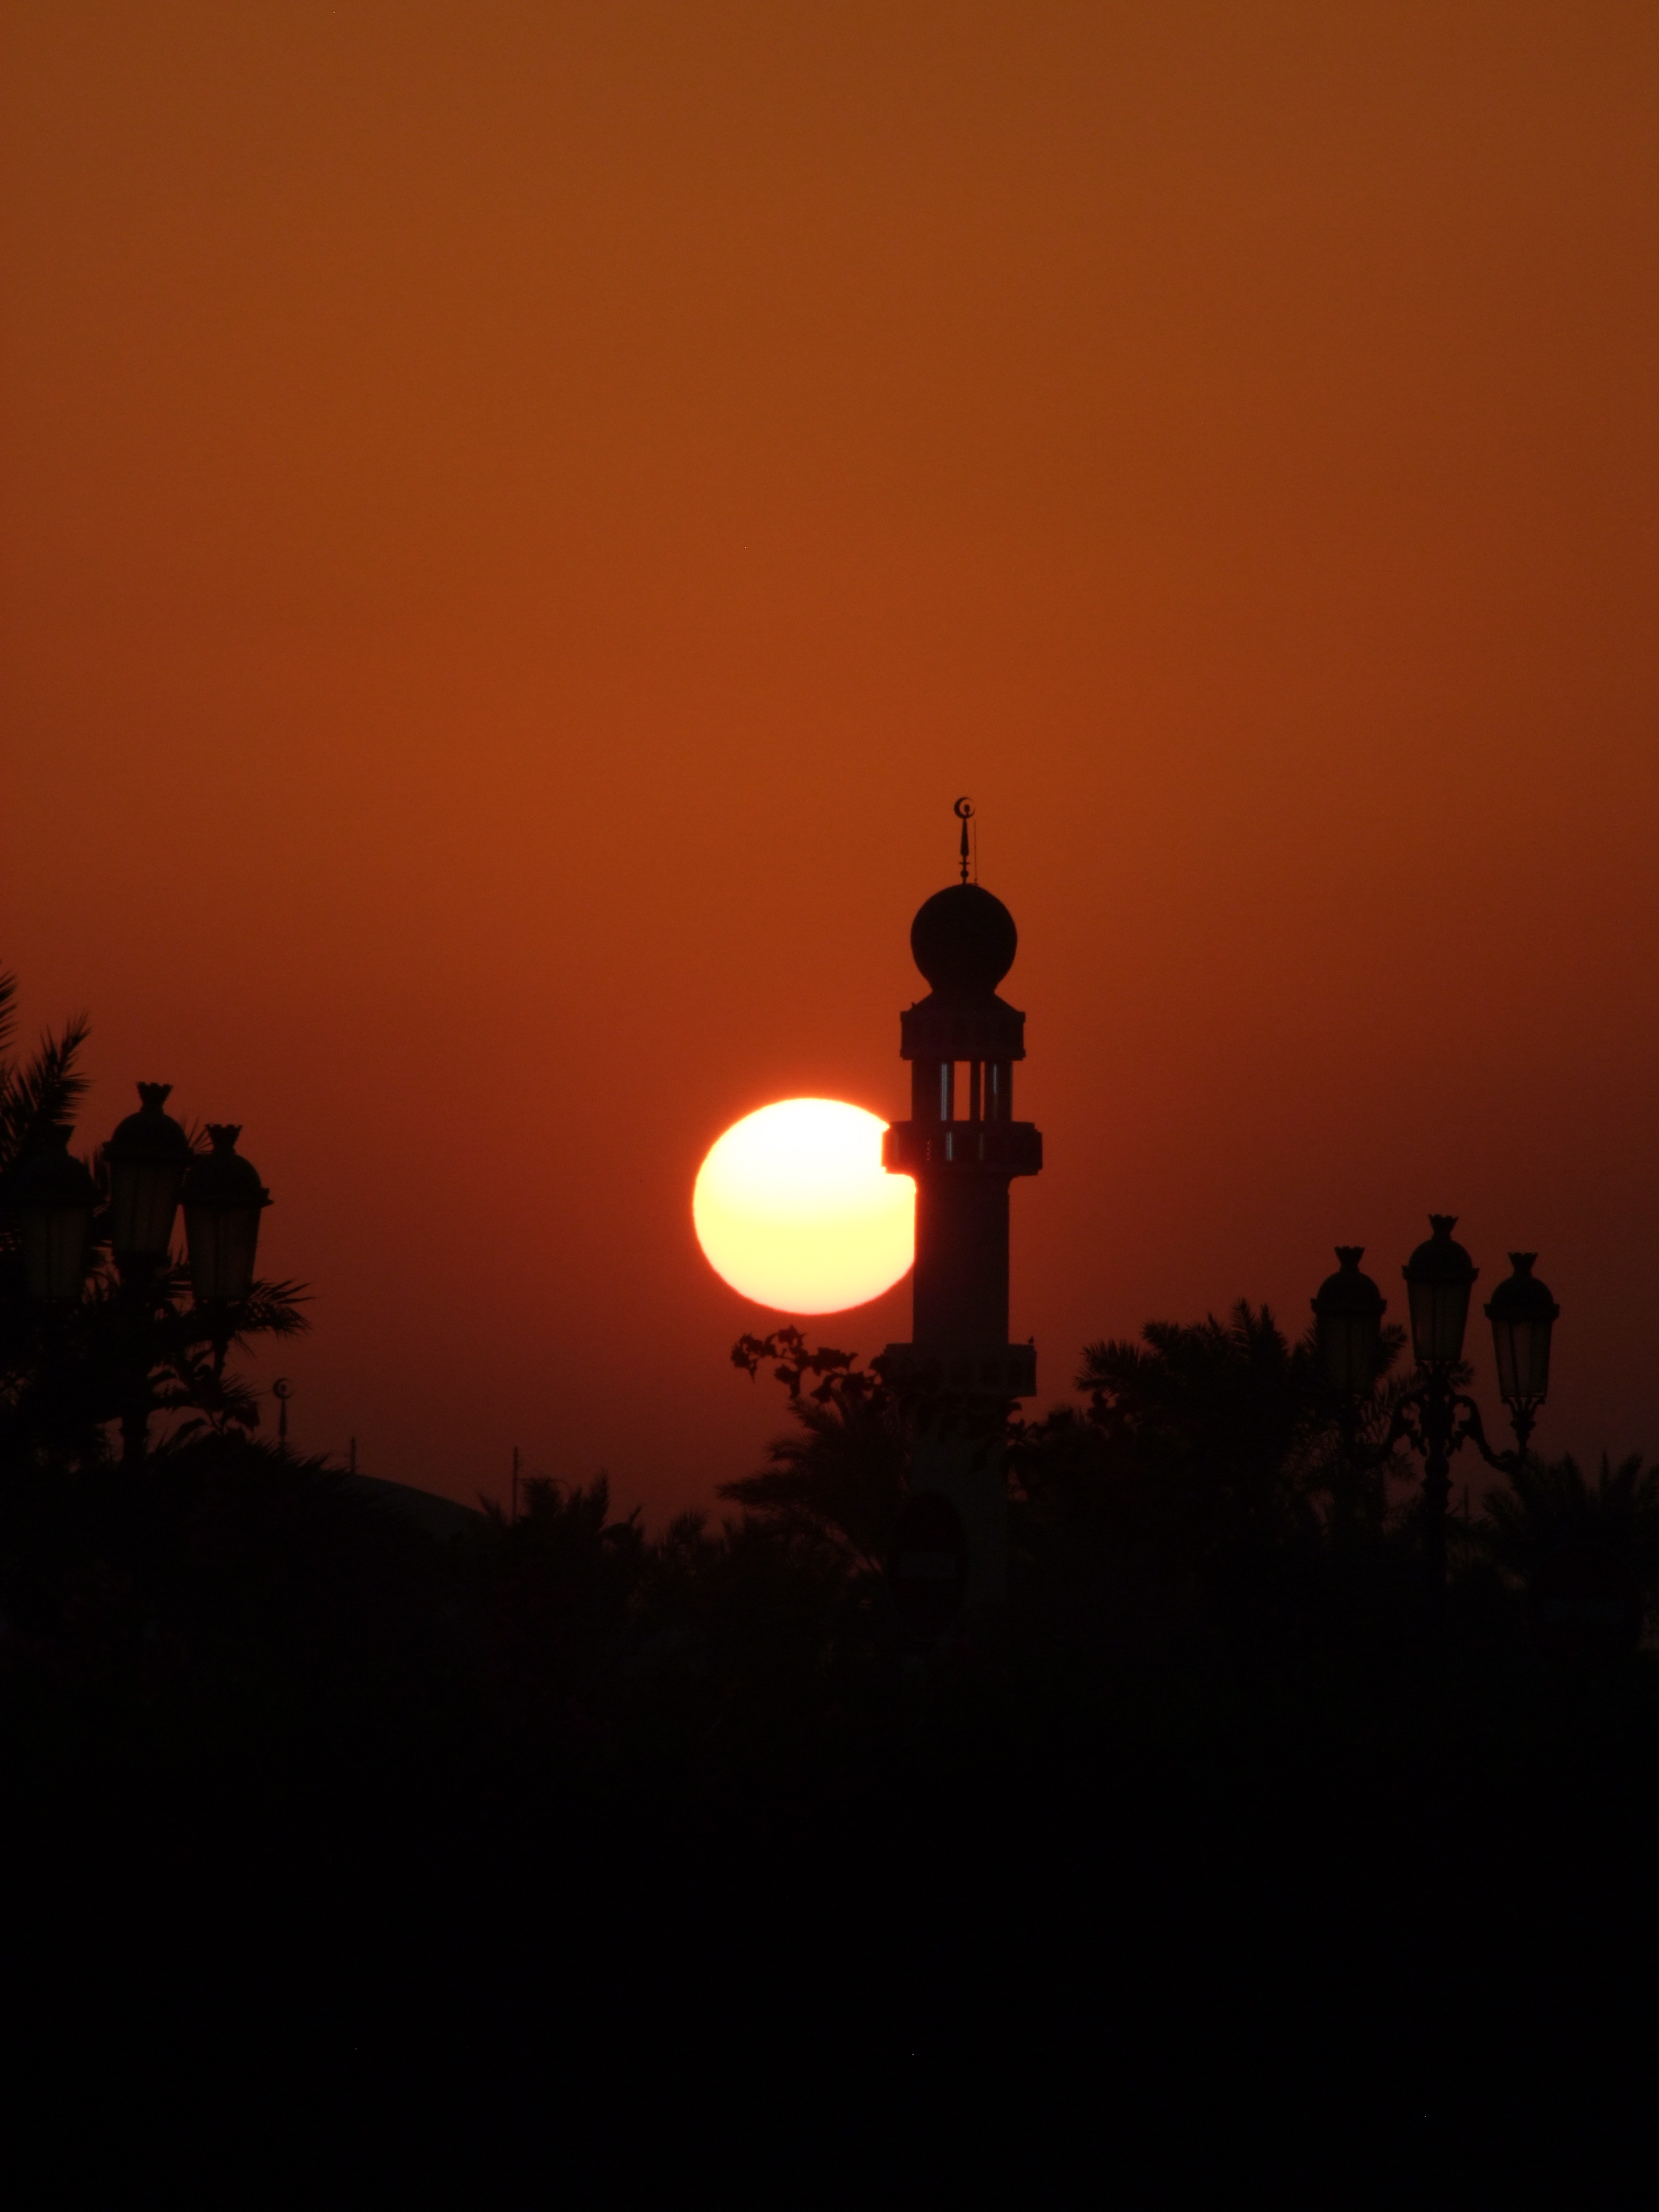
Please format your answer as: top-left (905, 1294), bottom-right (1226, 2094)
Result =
top-left (20, 1202), bottom-right (93, 1301)
top-left (108, 1157), bottom-right (185, 1266)
top-left (1408, 1277), bottom-right (1471, 1366)
top-left (1492, 1314), bottom-right (1552, 1405)
top-left (184, 1200), bottom-right (262, 1305)
top-left (1318, 1311), bottom-right (1380, 1395)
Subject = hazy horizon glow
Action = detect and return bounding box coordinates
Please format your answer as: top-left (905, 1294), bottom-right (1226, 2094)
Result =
top-left (693, 1099), bottom-right (915, 1314)
top-left (5, 3), bottom-right (1657, 1514)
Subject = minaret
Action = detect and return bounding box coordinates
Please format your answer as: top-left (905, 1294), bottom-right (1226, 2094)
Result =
top-left (882, 816), bottom-right (1042, 1613)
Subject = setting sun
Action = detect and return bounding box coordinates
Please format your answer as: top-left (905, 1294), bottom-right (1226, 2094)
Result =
top-left (692, 1099), bottom-right (915, 1314)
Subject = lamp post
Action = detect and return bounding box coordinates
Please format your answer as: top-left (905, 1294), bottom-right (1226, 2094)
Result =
top-left (1312, 1217), bottom-right (1559, 1608)
top-left (10, 1084), bottom-right (272, 1463)
top-left (1484, 1253), bottom-right (1559, 1461)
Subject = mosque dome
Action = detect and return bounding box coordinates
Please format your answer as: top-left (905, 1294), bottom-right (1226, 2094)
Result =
top-left (909, 881), bottom-right (1018, 995)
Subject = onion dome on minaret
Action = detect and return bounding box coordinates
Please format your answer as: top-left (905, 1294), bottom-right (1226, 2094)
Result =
top-left (909, 881), bottom-right (1018, 997)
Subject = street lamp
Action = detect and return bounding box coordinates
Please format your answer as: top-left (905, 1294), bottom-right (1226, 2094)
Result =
top-left (14, 1083), bottom-right (274, 1463)
top-left (1403, 1215), bottom-right (1479, 1366)
top-left (7, 1126), bottom-right (99, 1302)
top-left (184, 1124), bottom-right (271, 1376)
top-left (104, 1083), bottom-right (192, 1278)
top-left (1312, 1216), bottom-right (1559, 1607)
top-left (1311, 1247), bottom-right (1387, 1396)
top-left (1484, 1253), bottom-right (1559, 1459)
top-left (183, 1125), bottom-right (270, 1305)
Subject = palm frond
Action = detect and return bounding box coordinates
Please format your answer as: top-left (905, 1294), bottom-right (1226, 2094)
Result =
top-left (0, 1011), bottom-right (93, 1179)
top-left (168, 1278), bottom-right (312, 1355)
top-left (1478, 1451), bottom-right (1659, 1591)
top-left (230, 1279), bottom-right (312, 1339)
top-left (155, 1361), bottom-right (263, 1437)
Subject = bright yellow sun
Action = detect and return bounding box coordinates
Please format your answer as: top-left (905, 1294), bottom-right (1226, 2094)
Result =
top-left (693, 1098), bottom-right (916, 1314)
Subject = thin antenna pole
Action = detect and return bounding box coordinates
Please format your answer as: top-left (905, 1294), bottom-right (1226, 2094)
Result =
top-left (512, 1444), bottom-right (520, 1523)
top-left (953, 796), bottom-right (975, 884)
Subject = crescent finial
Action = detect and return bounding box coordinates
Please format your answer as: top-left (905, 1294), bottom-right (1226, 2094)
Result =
top-left (953, 796), bottom-right (974, 882)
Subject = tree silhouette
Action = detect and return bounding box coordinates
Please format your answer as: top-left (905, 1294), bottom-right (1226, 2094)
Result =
top-left (721, 1328), bottom-right (908, 1570)
top-left (1072, 1301), bottom-right (1335, 1554)
top-left (0, 971), bottom-right (92, 1182)
top-left (1478, 1450), bottom-right (1659, 1599)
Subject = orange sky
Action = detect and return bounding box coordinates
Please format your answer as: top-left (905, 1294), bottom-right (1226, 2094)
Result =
top-left (5, 1), bottom-right (1657, 1513)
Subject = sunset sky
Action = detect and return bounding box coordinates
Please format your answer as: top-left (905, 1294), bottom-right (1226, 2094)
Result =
top-left (5, 2), bottom-right (1657, 1514)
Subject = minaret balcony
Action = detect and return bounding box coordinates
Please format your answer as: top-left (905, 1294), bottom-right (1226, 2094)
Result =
top-left (882, 1120), bottom-right (1043, 1176)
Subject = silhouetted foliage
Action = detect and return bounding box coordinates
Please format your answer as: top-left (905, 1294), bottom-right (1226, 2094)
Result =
top-left (722, 1329), bottom-right (907, 1569)
top-left (1075, 1299), bottom-right (1328, 1546)
top-left (1477, 1450), bottom-right (1659, 1602)
top-left (0, 974), bottom-right (92, 1180)
top-left (1070, 1298), bottom-right (1414, 1541)
top-left (1, 1268), bottom-right (1657, 2184)
top-left (994, 1301), bottom-right (1431, 1670)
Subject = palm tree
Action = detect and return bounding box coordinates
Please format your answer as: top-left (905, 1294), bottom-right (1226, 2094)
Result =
top-left (1478, 1452), bottom-right (1659, 1596)
top-left (0, 969), bottom-right (92, 1186)
top-left (720, 1383), bottom-right (908, 1573)
top-left (1, 969), bottom-right (97, 1453)
top-left (1072, 1299), bottom-right (1421, 1547)
top-left (1074, 1301), bottom-right (1332, 1548)
top-left (720, 1329), bottom-right (908, 1570)
top-left (147, 1270), bottom-right (310, 1442)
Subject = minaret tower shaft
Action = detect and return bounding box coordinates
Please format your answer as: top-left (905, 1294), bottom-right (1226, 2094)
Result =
top-left (881, 846), bottom-right (1042, 1608)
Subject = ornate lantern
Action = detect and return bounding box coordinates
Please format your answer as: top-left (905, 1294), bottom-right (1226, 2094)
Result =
top-left (1402, 1214), bottom-right (1478, 1367)
top-left (103, 1082), bottom-right (192, 1271)
top-left (1484, 1252), bottom-right (1559, 1410)
top-left (1312, 1246), bottom-right (1387, 1394)
top-left (6, 1125), bottom-right (99, 1301)
top-left (183, 1124), bottom-right (270, 1304)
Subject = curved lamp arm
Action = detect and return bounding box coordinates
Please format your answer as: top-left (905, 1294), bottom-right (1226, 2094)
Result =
top-left (1448, 1392), bottom-right (1520, 1476)
top-left (1346, 1381), bottom-right (1521, 1475)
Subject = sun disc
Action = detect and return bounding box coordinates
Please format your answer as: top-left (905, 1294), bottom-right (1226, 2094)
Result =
top-left (693, 1098), bottom-right (915, 1314)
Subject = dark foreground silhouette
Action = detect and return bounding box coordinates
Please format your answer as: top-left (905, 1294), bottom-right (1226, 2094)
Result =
top-left (3, 967), bottom-right (1655, 2184)
top-left (2, 1334), bottom-right (1658, 2192)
